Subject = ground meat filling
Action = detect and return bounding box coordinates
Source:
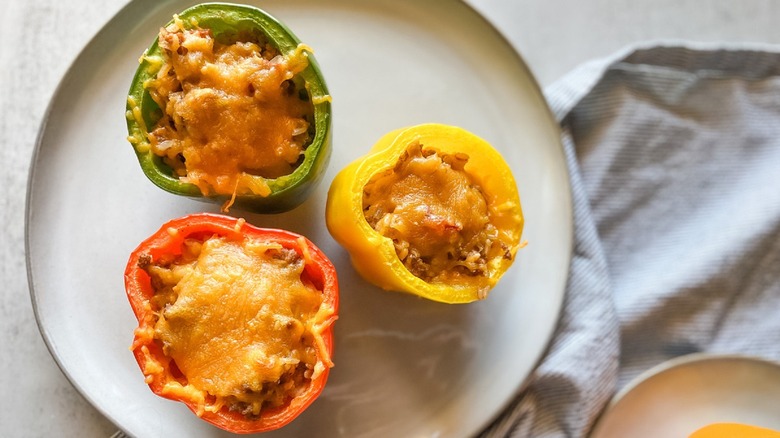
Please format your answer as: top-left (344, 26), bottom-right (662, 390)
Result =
top-left (139, 236), bottom-right (324, 418)
top-left (362, 141), bottom-right (512, 285)
top-left (145, 22), bottom-right (314, 196)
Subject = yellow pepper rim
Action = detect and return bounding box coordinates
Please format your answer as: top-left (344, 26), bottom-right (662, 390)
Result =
top-left (330, 124), bottom-right (523, 304)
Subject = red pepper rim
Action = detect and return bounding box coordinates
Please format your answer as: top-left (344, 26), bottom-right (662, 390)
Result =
top-left (124, 212), bottom-right (338, 434)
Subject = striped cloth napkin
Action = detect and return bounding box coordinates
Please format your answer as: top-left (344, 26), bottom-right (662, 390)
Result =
top-left (481, 45), bottom-right (780, 437)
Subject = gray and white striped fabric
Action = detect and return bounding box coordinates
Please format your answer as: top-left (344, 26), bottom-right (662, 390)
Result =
top-left (481, 45), bottom-right (780, 437)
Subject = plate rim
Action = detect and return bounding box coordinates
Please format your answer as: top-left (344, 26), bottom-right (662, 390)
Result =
top-left (25, 0), bottom-right (573, 435)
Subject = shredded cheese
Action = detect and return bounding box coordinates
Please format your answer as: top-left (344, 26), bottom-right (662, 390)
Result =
top-left (143, 25), bottom-right (315, 198)
top-left (137, 236), bottom-right (333, 418)
top-left (311, 95), bottom-right (333, 105)
top-left (161, 381), bottom-right (207, 416)
top-left (363, 141), bottom-right (514, 287)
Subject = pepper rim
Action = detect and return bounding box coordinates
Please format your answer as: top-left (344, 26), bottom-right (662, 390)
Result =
top-left (328, 124), bottom-right (524, 304)
top-left (124, 212), bottom-right (339, 433)
top-left (125, 3), bottom-right (332, 212)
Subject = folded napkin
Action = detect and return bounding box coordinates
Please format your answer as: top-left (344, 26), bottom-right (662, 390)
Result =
top-left (482, 45), bottom-right (780, 437)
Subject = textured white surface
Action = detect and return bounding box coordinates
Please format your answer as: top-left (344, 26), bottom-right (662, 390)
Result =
top-left (4, 0), bottom-right (780, 437)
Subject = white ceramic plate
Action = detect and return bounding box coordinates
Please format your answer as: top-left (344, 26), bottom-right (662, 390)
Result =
top-left (590, 354), bottom-right (780, 438)
top-left (26, 0), bottom-right (572, 436)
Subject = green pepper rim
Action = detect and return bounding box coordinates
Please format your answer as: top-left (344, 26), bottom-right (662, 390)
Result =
top-left (125, 2), bottom-right (332, 213)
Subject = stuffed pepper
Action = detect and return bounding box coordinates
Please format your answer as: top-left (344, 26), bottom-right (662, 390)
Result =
top-left (125, 3), bottom-right (332, 213)
top-left (326, 124), bottom-right (524, 304)
top-left (124, 213), bottom-right (338, 433)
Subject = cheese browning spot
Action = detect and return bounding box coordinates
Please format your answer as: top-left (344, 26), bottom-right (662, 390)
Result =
top-left (136, 236), bottom-right (333, 419)
top-left (362, 141), bottom-right (515, 290)
top-left (144, 23), bottom-right (317, 197)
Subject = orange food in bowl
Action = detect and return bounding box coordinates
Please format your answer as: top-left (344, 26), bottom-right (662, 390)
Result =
top-left (689, 423), bottom-right (780, 438)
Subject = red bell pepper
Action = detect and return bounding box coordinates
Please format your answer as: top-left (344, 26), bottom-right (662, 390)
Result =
top-left (124, 213), bottom-right (338, 433)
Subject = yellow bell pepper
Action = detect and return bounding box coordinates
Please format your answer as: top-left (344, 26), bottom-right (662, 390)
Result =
top-left (325, 124), bottom-right (523, 304)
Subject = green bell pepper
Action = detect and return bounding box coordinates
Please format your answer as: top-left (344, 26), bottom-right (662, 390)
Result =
top-left (125, 3), bottom-right (332, 213)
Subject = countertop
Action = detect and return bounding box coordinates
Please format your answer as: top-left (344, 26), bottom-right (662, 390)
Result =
top-left (3, 0), bottom-right (780, 436)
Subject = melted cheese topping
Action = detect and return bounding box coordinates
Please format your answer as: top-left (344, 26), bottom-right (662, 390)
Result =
top-left (144, 23), bottom-right (315, 197)
top-left (141, 236), bottom-right (333, 418)
top-left (363, 141), bottom-right (512, 285)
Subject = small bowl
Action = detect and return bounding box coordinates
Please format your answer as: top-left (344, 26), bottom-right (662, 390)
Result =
top-left (590, 353), bottom-right (780, 438)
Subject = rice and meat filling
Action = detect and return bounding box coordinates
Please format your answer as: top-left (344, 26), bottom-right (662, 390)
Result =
top-left (145, 22), bottom-right (314, 196)
top-left (362, 141), bottom-right (513, 284)
top-left (138, 236), bottom-right (324, 418)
